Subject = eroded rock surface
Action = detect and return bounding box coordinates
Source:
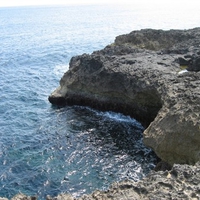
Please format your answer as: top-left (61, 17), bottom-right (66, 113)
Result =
top-left (76, 162), bottom-right (200, 200)
top-left (49, 28), bottom-right (200, 165)
top-left (2, 28), bottom-right (200, 200)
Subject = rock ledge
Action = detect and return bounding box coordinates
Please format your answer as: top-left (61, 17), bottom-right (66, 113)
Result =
top-left (2, 28), bottom-right (200, 200)
top-left (49, 28), bottom-right (200, 165)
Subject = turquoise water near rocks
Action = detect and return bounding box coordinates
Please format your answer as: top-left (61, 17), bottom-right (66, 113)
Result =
top-left (0, 4), bottom-right (200, 199)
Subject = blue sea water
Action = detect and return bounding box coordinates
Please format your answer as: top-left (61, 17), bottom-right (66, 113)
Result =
top-left (0, 3), bottom-right (200, 199)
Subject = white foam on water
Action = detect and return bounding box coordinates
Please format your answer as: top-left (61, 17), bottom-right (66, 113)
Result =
top-left (53, 65), bottom-right (69, 76)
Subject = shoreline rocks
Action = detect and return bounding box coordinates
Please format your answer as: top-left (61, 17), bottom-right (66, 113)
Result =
top-left (2, 27), bottom-right (200, 200)
top-left (75, 162), bottom-right (200, 200)
top-left (49, 28), bottom-right (200, 165)
top-left (4, 162), bottom-right (200, 200)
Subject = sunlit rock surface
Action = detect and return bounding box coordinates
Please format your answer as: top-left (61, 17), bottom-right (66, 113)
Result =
top-left (49, 28), bottom-right (200, 165)
top-left (2, 27), bottom-right (200, 200)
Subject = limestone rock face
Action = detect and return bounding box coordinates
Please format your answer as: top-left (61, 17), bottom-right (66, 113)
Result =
top-left (144, 72), bottom-right (200, 165)
top-left (49, 28), bottom-right (200, 165)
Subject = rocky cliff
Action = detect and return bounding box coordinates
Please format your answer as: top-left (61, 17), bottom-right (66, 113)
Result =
top-left (5, 162), bottom-right (200, 200)
top-left (2, 28), bottom-right (200, 200)
top-left (49, 28), bottom-right (200, 166)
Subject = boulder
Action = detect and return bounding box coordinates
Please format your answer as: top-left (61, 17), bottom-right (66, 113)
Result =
top-left (49, 28), bottom-right (200, 165)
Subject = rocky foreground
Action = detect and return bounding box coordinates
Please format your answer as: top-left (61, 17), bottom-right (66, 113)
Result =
top-left (3, 162), bottom-right (200, 200)
top-left (3, 28), bottom-right (200, 199)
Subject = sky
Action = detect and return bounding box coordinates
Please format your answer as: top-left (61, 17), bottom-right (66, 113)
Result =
top-left (0, 0), bottom-right (136, 7)
top-left (0, 0), bottom-right (199, 8)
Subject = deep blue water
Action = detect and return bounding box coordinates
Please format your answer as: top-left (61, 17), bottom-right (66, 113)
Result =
top-left (0, 4), bottom-right (200, 200)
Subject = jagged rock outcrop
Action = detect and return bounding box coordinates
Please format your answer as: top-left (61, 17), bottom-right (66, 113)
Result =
top-left (78, 163), bottom-right (200, 200)
top-left (49, 28), bottom-right (200, 165)
top-left (77, 162), bottom-right (200, 200)
top-left (2, 28), bottom-right (200, 200)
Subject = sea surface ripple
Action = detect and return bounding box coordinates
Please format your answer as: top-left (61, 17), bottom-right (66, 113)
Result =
top-left (0, 3), bottom-right (200, 199)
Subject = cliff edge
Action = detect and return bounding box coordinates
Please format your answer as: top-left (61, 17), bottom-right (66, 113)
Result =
top-left (49, 28), bottom-right (200, 166)
top-left (2, 28), bottom-right (200, 200)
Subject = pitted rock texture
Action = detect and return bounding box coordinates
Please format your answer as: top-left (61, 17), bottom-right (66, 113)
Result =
top-left (77, 162), bottom-right (200, 200)
top-left (49, 28), bottom-right (200, 165)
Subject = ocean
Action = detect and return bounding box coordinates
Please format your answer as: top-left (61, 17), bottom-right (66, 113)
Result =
top-left (0, 3), bottom-right (199, 199)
